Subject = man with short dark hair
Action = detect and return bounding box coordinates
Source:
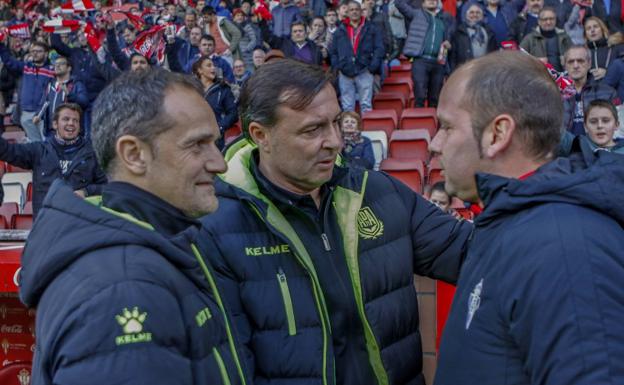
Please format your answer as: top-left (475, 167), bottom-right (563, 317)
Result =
top-left (562, 45), bottom-right (619, 135)
top-left (330, 0), bottom-right (385, 112)
top-left (431, 50), bottom-right (624, 385)
top-left (0, 103), bottom-right (106, 216)
top-left (0, 40), bottom-right (54, 141)
top-left (520, 7), bottom-right (571, 71)
top-left (196, 58), bottom-right (472, 385)
top-left (19, 70), bottom-right (250, 385)
top-left (202, 6), bottom-right (242, 63)
top-left (271, 21), bottom-right (323, 65)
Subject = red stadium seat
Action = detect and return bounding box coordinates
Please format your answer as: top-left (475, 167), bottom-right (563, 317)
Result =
top-left (12, 214), bottom-right (33, 230)
top-left (373, 92), bottom-right (407, 118)
top-left (2, 130), bottom-right (26, 144)
top-left (26, 182), bottom-right (32, 202)
top-left (380, 158), bottom-right (425, 193)
top-left (381, 77), bottom-right (413, 103)
top-left (361, 109), bottom-right (398, 138)
top-left (400, 108), bottom-right (438, 137)
top-left (0, 202), bottom-right (18, 225)
top-left (389, 63), bottom-right (412, 82)
top-left (427, 157), bottom-right (444, 185)
top-left (6, 163), bottom-right (30, 173)
top-left (0, 362), bottom-right (32, 385)
top-left (389, 129), bottom-right (431, 162)
top-left (22, 201), bottom-right (33, 215)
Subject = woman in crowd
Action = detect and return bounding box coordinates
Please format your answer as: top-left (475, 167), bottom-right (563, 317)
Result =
top-left (340, 111), bottom-right (375, 170)
top-left (308, 16), bottom-right (331, 61)
top-left (232, 8), bottom-right (258, 71)
top-left (192, 56), bottom-right (238, 150)
top-left (450, 2), bottom-right (497, 71)
top-left (584, 16), bottom-right (624, 80)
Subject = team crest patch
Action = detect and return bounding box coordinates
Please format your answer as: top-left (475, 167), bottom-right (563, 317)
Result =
top-left (357, 206), bottom-right (384, 240)
top-left (115, 307), bottom-right (152, 346)
top-left (466, 279), bottom-right (483, 330)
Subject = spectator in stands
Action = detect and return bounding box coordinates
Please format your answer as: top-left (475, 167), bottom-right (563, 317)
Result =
top-left (431, 49), bottom-right (624, 385)
top-left (604, 56), bottom-right (624, 100)
top-left (232, 58), bottom-right (251, 99)
top-left (450, 3), bottom-right (498, 71)
top-left (561, 98), bottom-right (624, 154)
top-left (34, 55), bottom-right (89, 137)
top-left (252, 47), bottom-right (267, 69)
top-left (520, 7), bottom-right (571, 71)
top-left (545, 0), bottom-right (573, 29)
top-left (330, 0), bottom-right (384, 112)
top-left (192, 56), bottom-right (237, 150)
top-left (19, 69), bottom-right (250, 385)
top-left (171, 25), bottom-right (202, 73)
top-left (180, 8), bottom-right (198, 39)
top-left (483, 0), bottom-right (518, 46)
top-left (388, 0), bottom-right (408, 58)
top-left (50, 29), bottom-right (109, 137)
top-left (0, 103), bottom-right (106, 217)
top-left (0, 40), bottom-right (53, 142)
top-left (340, 110), bottom-right (374, 169)
top-left (564, 1), bottom-right (591, 45)
top-left (592, 0), bottom-right (624, 35)
top-left (325, 7), bottom-right (339, 36)
top-left (0, 2), bottom-right (12, 22)
top-left (309, 16), bottom-right (331, 61)
top-left (429, 181), bottom-right (464, 219)
top-left (196, 58), bottom-right (471, 385)
top-left (232, 8), bottom-right (257, 70)
top-left (396, 0), bottom-right (454, 107)
top-left (272, 0), bottom-right (303, 38)
top-left (271, 21), bottom-right (323, 65)
top-left (584, 16), bottom-right (624, 81)
top-left (170, 33), bottom-right (235, 83)
top-left (509, 0), bottom-right (543, 43)
top-left (201, 6), bottom-right (242, 64)
top-left (562, 45), bottom-right (619, 135)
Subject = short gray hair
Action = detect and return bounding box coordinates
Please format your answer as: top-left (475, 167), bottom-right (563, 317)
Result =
top-left (91, 68), bottom-right (203, 173)
top-left (564, 44), bottom-right (591, 63)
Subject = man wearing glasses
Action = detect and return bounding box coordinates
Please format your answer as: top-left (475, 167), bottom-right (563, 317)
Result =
top-left (520, 7), bottom-right (572, 71)
top-left (34, 56), bottom-right (89, 137)
top-left (0, 41), bottom-right (54, 141)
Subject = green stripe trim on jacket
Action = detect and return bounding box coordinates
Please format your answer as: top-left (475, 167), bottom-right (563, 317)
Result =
top-left (213, 347), bottom-right (233, 385)
top-left (84, 196), bottom-right (155, 231)
top-left (221, 142), bottom-right (334, 385)
top-left (333, 171), bottom-right (389, 385)
top-left (191, 244), bottom-right (249, 385)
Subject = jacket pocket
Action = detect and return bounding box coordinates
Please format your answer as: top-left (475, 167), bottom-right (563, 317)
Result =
top-left (213, 347), bottom-right (232, 385)
top-left (277, 268), bottom-right (297, 336)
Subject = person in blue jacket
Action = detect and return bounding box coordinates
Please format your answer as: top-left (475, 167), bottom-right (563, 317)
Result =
top-left (192, 55), bottom-right (238, 150)
top-left (195, 59), bottom-right (472, 385)
top-left (18, 69), bottom-right (251, 385)
top-left (0, 40), bottom-right (54, 141)
top-left (0, 103), bottom-right (106, 217)
top-left (431, 50), bottom-right (624, 385)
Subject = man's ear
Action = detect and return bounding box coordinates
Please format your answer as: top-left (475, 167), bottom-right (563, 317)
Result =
top-left (115, 135), bottom-right (153, 176)
top-left (248, 122), bottom-right (271, 153)
top-left (52, 119), bottom-right (58, 131)
top-left (480, 114), bottom-right (515, 159)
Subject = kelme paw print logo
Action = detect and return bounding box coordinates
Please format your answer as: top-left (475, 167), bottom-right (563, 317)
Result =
top-left (115, 307), bottom-right (152, 346)
top-left (116, 307), bottom-right (147, 334)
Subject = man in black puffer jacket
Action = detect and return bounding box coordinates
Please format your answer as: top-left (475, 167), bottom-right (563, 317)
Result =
top-left (196, 59), bottom-right (472, 385)
top-left (0, 103), bottom-right (106, 217)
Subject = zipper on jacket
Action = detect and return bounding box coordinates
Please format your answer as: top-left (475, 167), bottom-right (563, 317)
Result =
top-left (213, 347), bottom-right (232, 385)
top-left (321, 233), bottom-right (331, 251)
top-left (277, 268), bottom-right (297, 336)
top-left (191, 244), bottom-right (248, 385)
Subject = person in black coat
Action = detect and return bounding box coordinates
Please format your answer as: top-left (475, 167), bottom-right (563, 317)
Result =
top-left (192, 56), bottom-right (238, 150)
top-left (0, 103), bottom-right (107, 216)
top-left (269, 21), bottom-right (324, 65)
top-left (450, 3), bottom-right (498, 71)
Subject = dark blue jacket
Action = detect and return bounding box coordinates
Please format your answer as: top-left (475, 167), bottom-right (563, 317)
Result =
top-left (37, 77), bottom-right (90, 135)
top-left (50, 34), bottom-right (109, 104)
top-left (196, 141), bottom-right (472, 385)
top-left (168, 38), bottom-right (235, 83)
top-left (0, 43), bottom-right (54, 112)
top-left (343, 136), bottom-right (375, 170)
top-left (435, 151), bottom-right (624, 385)
top-left (605, 57), bottom-right (624, 101)
top-left (19, 181), bottom-right (251, 385)
top-left (271, 4), bottom-right (302, 38)
top-left (562, 76), bottom-right (619, 134)
top-left (329, 20), bottom-right (385, 77)
top-left (204, 82), bottom-right (238, 148)
top-left (0, 136), bottom-right (106, 216)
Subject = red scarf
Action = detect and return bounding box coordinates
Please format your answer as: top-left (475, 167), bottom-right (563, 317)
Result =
top-left (344, 17), bottom-right (365, 54)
